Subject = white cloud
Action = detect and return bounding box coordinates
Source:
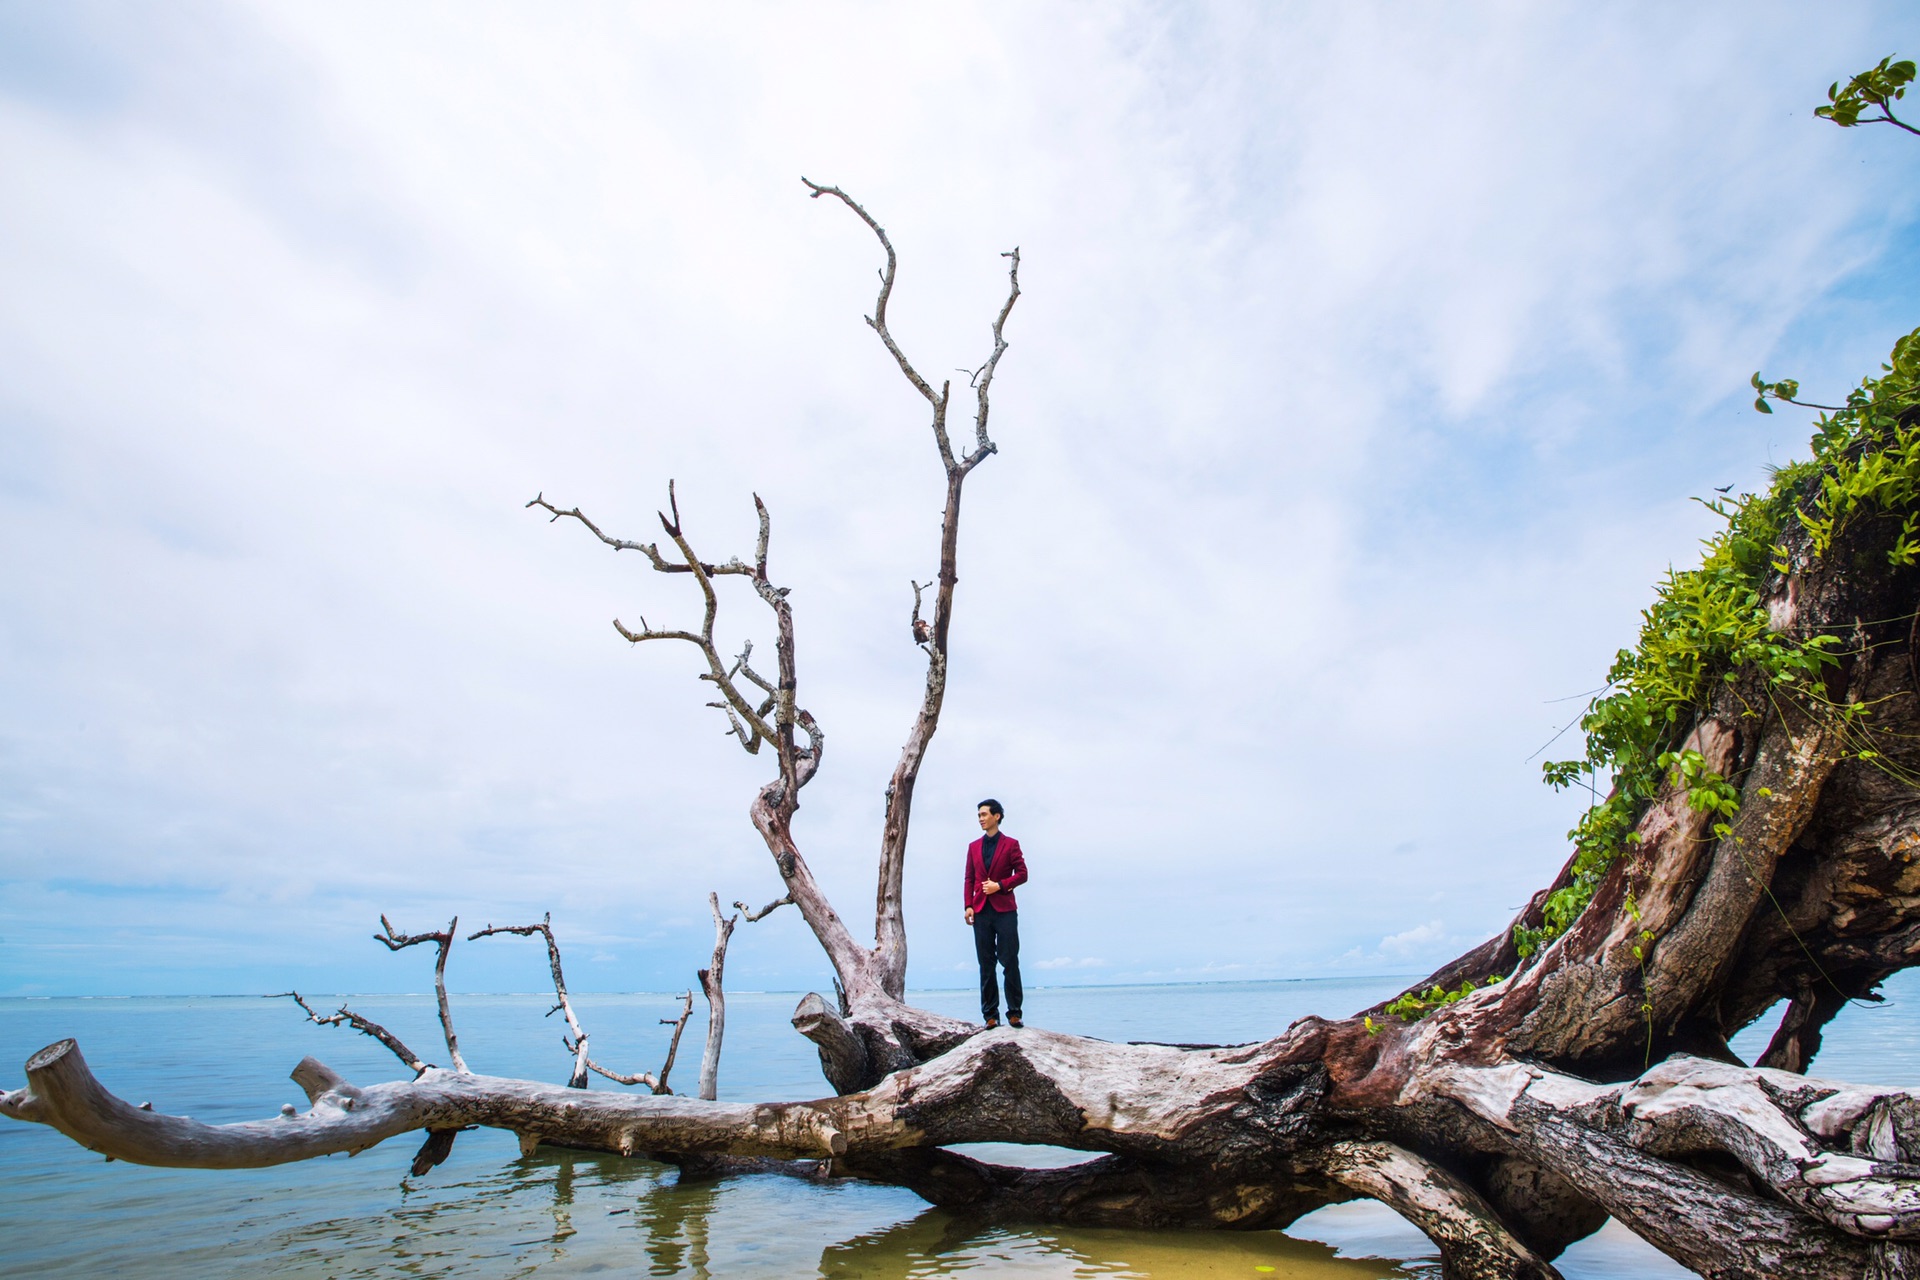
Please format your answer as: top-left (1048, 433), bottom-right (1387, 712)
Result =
top-left (0, 2), bottom-right (1915, 996)
top-left (1378, 923), bottom-right (1450, 959)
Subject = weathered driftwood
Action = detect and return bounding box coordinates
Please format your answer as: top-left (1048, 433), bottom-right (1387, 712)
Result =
top-left (10, 1025), bottom-right (1920, 1276)
top-left (11, 180), bottom-right (1920, 1280)
top-left (696, 892), bottom-right (738, 1102)
top-left (469, 915), bottom-right (595, 1088)
top-left (374, 916), bottom-right (468, 1073)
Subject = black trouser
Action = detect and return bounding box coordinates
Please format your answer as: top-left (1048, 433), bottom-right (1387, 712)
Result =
top-left (972, 908), bottom-right (1021, 1022)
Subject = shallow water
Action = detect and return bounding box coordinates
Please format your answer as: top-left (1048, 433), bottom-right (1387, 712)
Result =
top-left (4, 974), bottom-right (1919, 1278)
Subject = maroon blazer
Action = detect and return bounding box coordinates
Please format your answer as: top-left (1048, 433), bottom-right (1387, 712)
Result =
top-left (964, 834), bottom-right (1028, 915)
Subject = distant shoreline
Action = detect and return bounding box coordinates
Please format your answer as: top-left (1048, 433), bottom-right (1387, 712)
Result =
top-left (1, 974), bottom-right (1430, 1001)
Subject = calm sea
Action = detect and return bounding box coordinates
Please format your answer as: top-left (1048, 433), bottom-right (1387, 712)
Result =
top-left (6, 973), bottom-right (1920, 1278)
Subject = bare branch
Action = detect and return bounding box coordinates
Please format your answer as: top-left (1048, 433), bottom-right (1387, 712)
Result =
top-left (705, 699), bottom-right (764, 754)
top-left (526, 492), bottom-right (753, 578)
top-left (582, 992), bottom-right (695, 1094)
top-left (730, 640), bottom-right (777, 696)
top-left (961, 247), bottom-right (1020, 471)
top-left (538, 464), bottom-right (855, 984)
top-left (374, 915), bottom-right (467, 1073)
top-left (467, 914), bottom-right (591, 1089)
top-left (274, 992), bottom-right (425, 1075)
top-left (611, 618), bottom-right (702, 646)
top-left (583, 1062), bottom-right (650, 1088)
top-left (526, 492), bottom-right (673, 566)
top-left (697, 892), bottom-right (740, 1102)
top-left (637, 485), bottom-right (785, 750)
top-left (661, 478), bottom-right (683, 536)
top-left (409, 1126), bottom-right (466, 1177)
top-left (801, 177), bottom-right (945, 422)
top-left (655, 990), bottom-right (697, 1090)
top-left (4, 1036), bottom-right (851, 1169)
top-left (1323, 1141), bottom-right (1560, 1279)
top-left (736, 892), bottom-right (794, 923)
top-left (800, 183), bottom-right (1023, 1000)
top-left (794, 709), bottom-right (824, 787)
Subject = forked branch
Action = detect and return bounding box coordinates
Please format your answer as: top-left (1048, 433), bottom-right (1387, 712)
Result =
top-left (468, 914), bottom-right (592, 1089)
top-left (582, 991), bottom-right (695, 1094)
top-left (374, 915), bottom-right (467, 1072)
top-left (966, 246), bottom-right (1020, 468)
top-left (526, 491), bottom-right (756, 578)
top-left (800, 178), bottom-right (1019, 476)
top-left (803, 178), bottom-right (1022, 1001)
top-left (530, 485), bottom-right (811, 771)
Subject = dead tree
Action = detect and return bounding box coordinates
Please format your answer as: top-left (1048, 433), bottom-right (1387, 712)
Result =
top-left (12, 168), bottom-right (1920, 1279)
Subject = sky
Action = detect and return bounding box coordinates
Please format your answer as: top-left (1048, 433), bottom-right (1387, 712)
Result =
top-left (2, 3), bottom-right (1917, 1002)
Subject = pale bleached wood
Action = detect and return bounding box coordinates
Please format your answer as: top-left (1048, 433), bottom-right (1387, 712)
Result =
top-left (697, 893), bottom-right (738, 1102)
top-left (584, 991), bottom-right (695, 1094)
top-left (468, 915), bottom-right (593, 1088)
top-left (374, 915), bottom-right (467, 1073)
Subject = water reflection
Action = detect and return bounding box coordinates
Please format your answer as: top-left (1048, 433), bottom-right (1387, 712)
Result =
top-left (637, 1173), bottom-right (720, 1276)
top-left (821, 1208), bottom-right (987, 1275)
top-left (820, 1205), bottom-right (1413, 1278)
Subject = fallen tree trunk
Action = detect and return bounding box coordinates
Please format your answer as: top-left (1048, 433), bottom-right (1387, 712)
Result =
top-left (12, 1022), bottom-right (1920, 1277)
top-left (11, 173), bottom-right (1920, 1278)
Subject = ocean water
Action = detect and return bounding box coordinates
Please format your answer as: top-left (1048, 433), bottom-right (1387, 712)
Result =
top-left (4, 974), bottom-right (1919, 1279)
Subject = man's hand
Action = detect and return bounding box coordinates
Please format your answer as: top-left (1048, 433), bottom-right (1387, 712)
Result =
top-left (965, 908), bottom-right (975, 924)
top-left (981, 879), bottom-right (1001, 895)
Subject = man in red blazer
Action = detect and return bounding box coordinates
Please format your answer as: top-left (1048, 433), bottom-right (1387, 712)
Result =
top-left (964, 798), bottom-right (1028, 1028)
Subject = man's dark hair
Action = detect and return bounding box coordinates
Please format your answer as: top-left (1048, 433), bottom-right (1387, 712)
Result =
top-left (977, 798), bottom-right (1004, 818)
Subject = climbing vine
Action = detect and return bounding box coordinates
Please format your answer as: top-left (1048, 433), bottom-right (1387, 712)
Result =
top-left (1513, 326), bottom-right (1920, 961)
top-left (1377, 57), bottom-right (1920, 1025)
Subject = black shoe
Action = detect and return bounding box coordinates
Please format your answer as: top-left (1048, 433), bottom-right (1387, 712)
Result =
top-left (1008, 1015), bottom-right (1024, 1028)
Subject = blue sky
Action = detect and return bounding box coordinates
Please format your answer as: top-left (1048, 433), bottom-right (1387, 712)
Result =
top-left (2, 3), bottom-right (1917, 998)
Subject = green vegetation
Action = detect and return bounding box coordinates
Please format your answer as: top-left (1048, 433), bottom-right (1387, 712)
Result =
top-left (1384, 974), bottom-right (1501, 1022)
top-left (1815, 56), bottom-right (1917, 135)
top-left (1495, 52), bottom-right (1920, 975)
top-left (1378, 57), bottom-right (1920, 1025)
top-left (1514, 325), bottom-right (1920, 963)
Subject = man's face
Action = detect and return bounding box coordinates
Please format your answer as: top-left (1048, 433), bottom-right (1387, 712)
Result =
top-left (977, 806), bottom-right (1000, 835)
